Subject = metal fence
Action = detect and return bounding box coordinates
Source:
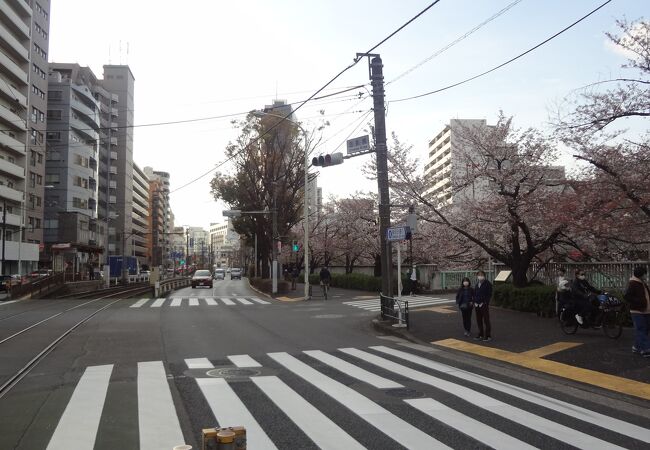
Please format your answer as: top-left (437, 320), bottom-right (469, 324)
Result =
top-left (438, 270), bottom-right (495, 290)
top-left (380, 294), bottom-right (410, 329)
top-left (519, 261), bottom-right (648, 291)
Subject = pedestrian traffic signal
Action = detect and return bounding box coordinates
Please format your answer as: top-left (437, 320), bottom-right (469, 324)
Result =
top-left (292, 241), bottom-right (299, 252)
top-left (312, 152), bottom-right (344, 167)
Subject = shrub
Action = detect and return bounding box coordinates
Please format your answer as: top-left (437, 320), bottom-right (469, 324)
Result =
top-left (249, 277), bottom-right (290, 295)
top-left (492, 283), bottom-right (556, 316)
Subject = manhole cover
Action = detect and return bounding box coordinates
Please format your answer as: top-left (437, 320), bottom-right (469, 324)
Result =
top-left (206, 368), bottom-right (261, 379)
top-left (384, 388), bottom-right (423, 398)
top-left (313, 314), bottom-right (344, 319)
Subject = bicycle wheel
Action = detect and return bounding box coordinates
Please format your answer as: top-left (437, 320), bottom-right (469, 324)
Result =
top-left (559, 308), bottom-right (578, 335)
top-left (602, 310), bottom-right (623, 339)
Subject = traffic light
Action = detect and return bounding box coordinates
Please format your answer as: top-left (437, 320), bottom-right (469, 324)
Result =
top-left (312, 152), bottom-right (344, 167)
top-left (292, 241), bottom-right (299, 252)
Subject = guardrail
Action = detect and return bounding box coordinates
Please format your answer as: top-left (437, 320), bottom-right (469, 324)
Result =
top-left (155, 277), bottom-right (192, 297)
top-left (6, 273), bottom-right (65, 300)
top-left (380, 293), bottom-right (409, 329)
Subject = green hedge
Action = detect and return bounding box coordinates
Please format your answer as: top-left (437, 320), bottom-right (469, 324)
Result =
top-left (492, 283), bottom-right (557, 316)
top-left (249, 277), bottom-right (290, 295)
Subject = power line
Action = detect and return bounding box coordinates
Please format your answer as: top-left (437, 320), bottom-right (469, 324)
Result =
top-left (171, 0), bottom-right (444, 194)
top-left (388, 0), bottom-right (524, 85)
top-left (390, 0), bottom-right (613, 103)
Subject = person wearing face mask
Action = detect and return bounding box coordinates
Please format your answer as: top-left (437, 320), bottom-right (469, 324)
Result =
top-left (455, 277), bottom-right (474, 337)
top-left (570, 270), bottom-right (601, 325)
top-left (474, 270), bottom-right (493, 341)
top-left (624, 267), bottom-right (650, 357)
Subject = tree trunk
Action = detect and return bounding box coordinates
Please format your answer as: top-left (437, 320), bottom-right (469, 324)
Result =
top-left (373, 254), bottom-right (381, 277)
top-left (511, 265), bottom-right (529, 288)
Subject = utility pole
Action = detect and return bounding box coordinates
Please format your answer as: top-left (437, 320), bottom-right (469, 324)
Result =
top-left (185, 228), bottom-right (190, 269)
top-left (368, 54), bottom-right (392, 297)
top-left (272, 187), bottom-right (278, 294)
top-left (1, 200), bottom-right (6, 276)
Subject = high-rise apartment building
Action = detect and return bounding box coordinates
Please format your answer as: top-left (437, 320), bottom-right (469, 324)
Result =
top-left (132, 163), bottom-right (149, 265)
top-left (144, 167), bottom-right (171, 268)
top-left (424, 119), bottom-right (489, 206)
top-left (209, 219), bottom-right (239, 267)
top-left (44, 65), bottom-right (102, 271)
top-left (0, 0), bottom-right (50, 274)
top-left (99, 65), bottom-right (135, 258)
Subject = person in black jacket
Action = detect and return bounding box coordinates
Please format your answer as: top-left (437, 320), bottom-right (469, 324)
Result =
top-left (571, 270), bottom-right (601, 325)
top-left (455, 277), bottom-right (474, 337)
top-left (474, 270), bottom-right (493, 341)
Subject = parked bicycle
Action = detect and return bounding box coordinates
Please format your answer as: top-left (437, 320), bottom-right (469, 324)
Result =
top-left (558, 293), bottom-right (625, 338)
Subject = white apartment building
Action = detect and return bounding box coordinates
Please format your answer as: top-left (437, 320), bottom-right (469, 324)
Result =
top-left (423, 119), bottom-right (489, 207)
top-left (209, 219), bottom-right (239, 267)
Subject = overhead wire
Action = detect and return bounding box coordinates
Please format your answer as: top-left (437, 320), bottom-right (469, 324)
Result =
top-left (388, 0), bottom-right (524, 85)
top-left (170, 0), bottom-right (445, 194)
top-left (390, 0), bottom-right (613, 103)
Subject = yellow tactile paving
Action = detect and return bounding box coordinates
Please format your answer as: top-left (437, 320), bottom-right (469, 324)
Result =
top-left (275, 296), bottom-right (305, 302)
top-left (420, 306), bottom-right (455, 314)
top-left (433, 338), bottom-right (650, 401)
top-left (521, 342), bottom-right (583, 358)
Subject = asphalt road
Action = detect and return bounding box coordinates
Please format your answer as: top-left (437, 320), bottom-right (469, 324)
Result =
top-left (0, 279), bottom-right (649, 449)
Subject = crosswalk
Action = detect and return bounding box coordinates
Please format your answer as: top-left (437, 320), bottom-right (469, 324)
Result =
top-left (42, 346), bottom-right (649, 449)
top-left (129, 296), bottom-right (271, 308)
top-left (343, 295), bottom-right (454, 312)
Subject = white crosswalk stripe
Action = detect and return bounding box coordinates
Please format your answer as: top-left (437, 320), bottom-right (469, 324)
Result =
top-left (343, 296), bottom-right (453, 311)
top-left (46, 365), bottom-right (113, 450)
top-left (41, 347), bottom-right (650, 450)
top-left (137, 361), bottom-right (185, 450)
top-left (341, 348), bottom-right (623, 450)
top-left (129, 297), bottom-right (270, 308)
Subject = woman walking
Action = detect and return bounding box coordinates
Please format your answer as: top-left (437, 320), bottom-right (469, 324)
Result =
top-left (456, 277), bottom-right (474, 337)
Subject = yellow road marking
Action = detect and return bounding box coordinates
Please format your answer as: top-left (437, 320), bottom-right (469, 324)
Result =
top-left (433, 338), bottom-right (650, 401)
top-left (521, 342), bottom-right (583, 358)
top-left (419, 306), bottom-right (455, 314)
top-left (275, 296), bottom-right (305, 302)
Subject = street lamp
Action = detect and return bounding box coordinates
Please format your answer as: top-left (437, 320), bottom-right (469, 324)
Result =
top-left (252, 110), bottom-right (310, 299)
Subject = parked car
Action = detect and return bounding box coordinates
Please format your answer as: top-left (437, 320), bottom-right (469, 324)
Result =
top-left (214, 269), bottom-right (225, 280)
top-left (230, 268), bottom-right (242, 280)
top-left (191, 269), bottom-right (213, 288)
top-left (29, 269), bottom-right (52, 278)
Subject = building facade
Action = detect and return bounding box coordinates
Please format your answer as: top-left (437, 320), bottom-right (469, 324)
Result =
top-left (144, 167), bottom-right (171, 268)
top-left (209, 219), bottom-right (239, 268)
top-left (44, 64), bottom-right (102, 271)
top-left (99, 65), bottom-right (135, 259)
top-left (132, 163), bottom-right (149, 265)
top-left (0, 0), bottom-right (50, 274)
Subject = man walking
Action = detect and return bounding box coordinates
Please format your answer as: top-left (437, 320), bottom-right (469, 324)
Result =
top-left (474, 270), bottom-right (493, 341)
top-left (409, 265), bottom-right (417, 296)
top-left (625, 267), bottom-right (650, 357)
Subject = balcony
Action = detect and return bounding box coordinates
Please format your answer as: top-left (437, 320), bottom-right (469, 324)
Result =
top-left (0, 49), bottom-right (28, 85)
top-left (0, 104), bottom-right (27, 131)
top-left (109, 195), bottom-right (117, 204)
top-left (3, 212), bottom-right (21, 227)
top-left (110, 137), bottom-right (117, 146)
top-left (0, 184), bottom-right (23, 202)
top-left (0, 27), bottom-right (29, 63)
top-left (109, 166), bottom-right (117, 175)
top-left (0, 3), bottom-right (30, 39)
top-left (0, 77), bottom-right (27, 107)
top-left (110, 151), bottom-right (118, 160)
top-left (0, 159), bottom-right (25, 179)
top-left (109, 180), bottom-right (117, 188)
top-left (0, 131), bottom-right (25, 155)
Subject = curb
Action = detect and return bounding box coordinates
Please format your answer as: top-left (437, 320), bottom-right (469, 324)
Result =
top-left (246, 278), bottom-right (273, 300)
top-left (371, 318), bottom-right (424, 344)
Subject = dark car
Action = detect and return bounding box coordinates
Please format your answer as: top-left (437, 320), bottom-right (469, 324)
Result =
top-left (230, 268), bottom-right (242, 280)
top-left (191, 269), bottom-right (213, 288)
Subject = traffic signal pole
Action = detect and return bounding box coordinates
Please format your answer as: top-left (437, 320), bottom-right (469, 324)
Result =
top-left (368, 55), bottom-right (393, 297)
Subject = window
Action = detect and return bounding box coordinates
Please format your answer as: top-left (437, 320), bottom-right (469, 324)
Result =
top-left (29, 172), bottom-right (36, 187)
top-left (37, 175), bottom-right (42, 185)
top-left (72, 197), bottom-right (87, 209)
top-left (30, 150), bottom-right (36, 167)
top-left (29, 194), bottom-right (35, 208)
top-left (74, 154), bottom-right (89, 167)
top-left (46, 131), bottom-right (61, 140)
top-left (37, 153), bottom-right (43, 164)
top-left (31, 107), bottom-right (38, 122)
top-left (35, 218), bottom-right (41, 229)
top-left (44, 219), bottom-right (58, 229)
top-left (48, 91), bottom-right (62, 101)
top-left (36, 196), bottom-right (41, 206)
top-left (46, 150), bottom-right (61, 161)
top-left (45, 173), bottom-right (60, 184)
top-left (30, 129), bottom-right (37, 144)
top-left (39, 111), bottom-right (45, 122)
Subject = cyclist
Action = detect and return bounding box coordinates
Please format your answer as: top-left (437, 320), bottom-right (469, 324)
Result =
top-left (571, 270), bottom-right (601, 325)
top-left (319, 266), bottom-right (331, 298)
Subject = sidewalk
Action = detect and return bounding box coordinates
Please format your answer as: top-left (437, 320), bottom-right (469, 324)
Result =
top-left (399, 302), bottom-right (650, 391)
top-left (274, 283), bottom-right (378, 302)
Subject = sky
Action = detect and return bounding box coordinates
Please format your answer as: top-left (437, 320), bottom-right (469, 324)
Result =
top-left (47, 0), bottom-right (647, 230)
